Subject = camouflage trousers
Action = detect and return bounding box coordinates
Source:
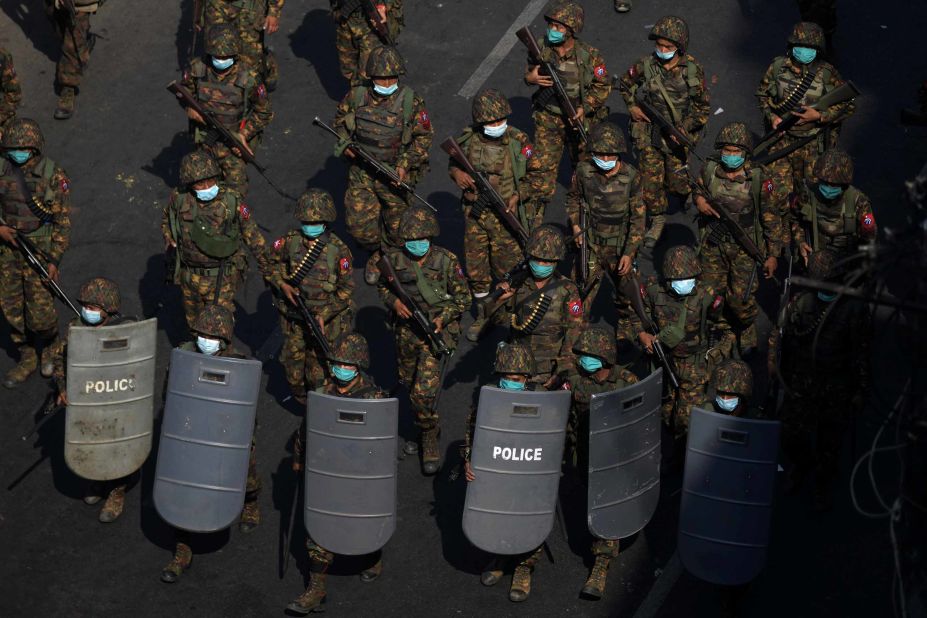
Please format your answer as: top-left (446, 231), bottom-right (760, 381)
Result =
top-left (49, 7), bottom-right (92, 90)
top-left (699, 240), bottom-right (759, 351)
top-left (661, 354), bottom-right (710, 438)
top-left (638, 144), bottom-right (689, 218)
top-left (203, 2), bottom-right (278, 89)
top-left (395, 321), bottom-right (455, 430)
top-left (279, 308), bottom-right (352, 397)
top-left (306, 535), bottom-right (381, 570)
top-left (345, 164), bottom-right (411, 250)
top-left (178, 264), bottom-right (241, 334)
top-left (196, 141), bottom-right (252, 197)
top-left (530, 109), bottom-right (584, 199)
top-left (463, 203), bottom-right (522, 296)
top-left (593, 538), bottom-right (620, 558)
top-left (766, 133), bottom-right (823, 249)
top-left (335, 21), bottom-right (384, 87)
top-left (0, 244), bottom-right (59, 347)
top-left (576, 240), bottom-right (634, 341)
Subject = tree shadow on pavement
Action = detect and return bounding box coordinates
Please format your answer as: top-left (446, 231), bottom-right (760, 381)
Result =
top-left (289, 9), bottom-right (345, 104)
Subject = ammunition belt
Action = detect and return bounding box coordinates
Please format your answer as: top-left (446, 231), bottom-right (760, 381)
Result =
top-left (286, 238), bottom-right (327, 287)
top-left (772, 69), bottom-right (818, 115)
top-left (511, 293), bottom-right (553, 334)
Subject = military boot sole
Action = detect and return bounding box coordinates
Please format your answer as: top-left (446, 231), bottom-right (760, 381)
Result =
top-left (160, 559), bottom-right (192, 583)
top-left (480, 570), bottom-right (503, 587)
top-left (421, 459), bottom-right (441, 476)
top-left (98, 505), bottom-right (124, 523)
top-left (285, 597), bottom-right (326, 615)
top-left (359, 565), bottom-right (382, 583)
top-left (614, 1), bottom-right (631, 11)
top-left (402, 440), bottom-right (419, 456)
top-left (53, 108), bottom-right (74, 120)
top-left (40, 362), bottom-right (55, 378)
top-left (581, 583), bottom-right (604, 599)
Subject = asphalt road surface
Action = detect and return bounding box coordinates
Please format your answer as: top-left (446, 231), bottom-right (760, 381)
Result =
top-left (1, 0), bottom-right (925, 616)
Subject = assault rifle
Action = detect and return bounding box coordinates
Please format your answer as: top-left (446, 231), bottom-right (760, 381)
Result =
top-left (622, 270), bottom-right (680, 389)
top-left (363, 0), bottom-right (393, 45)
top-left (377, 256), bottom-right (452, 356)
top-left (765, 252), bottom-right (793, 417)
top-left (294, 295), bottom-right (334, 360)
top-left (616, 79), bottom-right (700, 157)
top-left (577, 203), bottom-right (590, 293)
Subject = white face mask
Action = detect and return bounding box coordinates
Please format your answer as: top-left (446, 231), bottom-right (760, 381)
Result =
top-left (483, 121), bottom-right (508, 138)
top-left (670, 278), bottom-right (696, 296)
top-left (196, 336), bottom-right (221, 355)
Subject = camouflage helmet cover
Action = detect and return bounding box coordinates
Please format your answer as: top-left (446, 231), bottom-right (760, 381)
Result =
top-left (205, 24), bottom-right (240, 57)
top-left (813, 149), bottom-right (854, 185)
top-left (78, 277), bottom-right (121, 314)
top-left (572, 326), bottom-right (617, 366)
top-left (179, 150), bottom-right (221, 186)
top-left (296, 189), bottom-right (337, 223)
top-left (366, 46), bottom-right (406, 78)
top-left (713, 359), bottom-right (753, 398)
top-left (662, 245), bottom-right (701, 279)
top-left (191, 304), bottom-right (234, 343)
top-left (714, 122), bottom-right (754, 153)
top-left (526, 225), bottom-right (566, 261)
top-left (649, 15), bottom-right (689, 52)
top-left (806, 249), bottom-right (838, 281)
top-left (472, 88), bottom-right (512, 124)
top-left (544, 1), bottom-right (584, 33)
top-left (2, 118), bottom-right (45, 152)
top-left (329, 332), bottom-right (371, 370)
top-left (493, 342), bottom-right (537, 375)
top-left (787, 21), bottom-right (826, 50)
top-left (399, 205), bottom-right (440, 240)
top-left (587, 121), bottom-right (627, 155)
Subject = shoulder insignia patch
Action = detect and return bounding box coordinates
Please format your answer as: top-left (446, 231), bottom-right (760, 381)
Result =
top-left (418, 110), bottom-right (431, 130)
top-left (456, 264), bottom-right (466, 278)
top-left (340, 257), bottom-right (351, 271)
top-left (860, 212), bottom-right (876, 235)
top-left (522, 144), bottom-right (534, 158)
top-left (628, 65), bottom-right (637, 78)
top-left (763, 179), bottom-right (774, 194)
top-left (238, 204), bottom-right (251, 220)
top-left (257, 83), bottom-right (267, 99)
top-left (273, 237), bottom-right (285, 251)
top-left (594, 64), bottom-right (607, 79)
top-left (60, 177), bottom-right (70, 193)
top-left (568, 299), bottom-right (583, 316)
top-left (712, 295), bottom-right (723, 310)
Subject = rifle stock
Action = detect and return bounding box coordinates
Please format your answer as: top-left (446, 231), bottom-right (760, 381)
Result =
top-left (624, 271), bottom-right (680, 389)
top-left (362, 0), bottom-right (393, 45)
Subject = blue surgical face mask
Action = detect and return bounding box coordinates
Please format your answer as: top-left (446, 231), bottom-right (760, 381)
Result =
top-left (818, 183), bottom-right (843, 200)
top-left (670, 278), bottom-right (696, 296)
top-left (373, 82), bottom-right (399, 96)
top-left (196, 336), bottom-right (221, 356)
top-left (791, 46), bottom-right (817, 65)
top-left (211, 56), bottom-right (235, 71)
top-left (593, 156), bottom-right (617, 171)
top-left (499, 378), bottom-right (526, 391)
top-left (331, 364), bottom-right (358, 383)
top-left (817, 291), bottom-right (838, 302)
top-left (404, 239), bottom-right (430, 257)
top-left (579, 355), bottom-right (604, 373)
top-left (655, 47), bottom-right (676, 61)
top-left (6, 149), bottom-right (32, 165)
top-left (715, 395), bottom-right (740, 412)
top-left (81, 307), bottom-right (103, 325)
top-left (483, 121), bottom-right (508, 139)
top-left (194, 184), bottom-right (219, 202)
top-left (302, 223), bottom-right (325, 238)
top-left (529, 260), bottom-right (555, 279)
top-left (547, 28), bottom-right (565, 44)
top-left (721, 154), bottom-right (745, 170)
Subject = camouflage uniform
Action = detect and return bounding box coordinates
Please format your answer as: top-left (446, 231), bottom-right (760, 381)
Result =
top-left (201, 0), bottom-right (285, 91)
top-left (0, 119), bottom-right (71, 387)
top-left (333, 46), bottom-right (432, 251)
top-left (181, 24), bottom-right (274, 196)
top-left (0, 47), bottom-right (22, 131)
top-left (703, 358), bottom-right (754, 417)
top-left (755, 22), bottom-right (855, 246)
top-left (566, 122), bottom-right (644, 340)
top-left (619, 16), bottom-right (710, 247)
top-left (526, 2), bottom-right (611, 200)
top-left (160, 151), bottom-right (273, 333)
top-left (46, 0), bottom-right (99, 118)
top-left (631, 246), bottom-right (726, 438)
top-left (331, 0), bottom-right (404, 86)
top-left (696, 122), bottom-right (783, 353)
top-left (269, 190), bottom-right (355, 400)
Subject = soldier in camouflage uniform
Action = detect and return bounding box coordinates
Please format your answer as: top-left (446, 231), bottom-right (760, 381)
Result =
top-left (792, 148), bottom-right (876, 270)
top-left (0, 47), bottom-right (22, 132)
top-left (564, 326), bottom-right (640, 600)
top-left (161, 305), bottom-right (263, 582)
top-left (161, 150), bottom-right (273, 333)
top-left (756, 22), bottom-right (855, 248)
top-left (331, 0), bottom-right (404, 87)
top-left (619, 15), bottom-right (710, 248)
top-left (695, 122), bottom-right (783, 356)
top-left (462, 342), bottom-right (547, 603)
top-left (179, 24), bottom-right (274, 197)
top-left (770, 250), bottom-right (870, 511)
top-left (333, 45), bottom-right (433, 277)
top-left (286, 332), bottom-right (388, 615)
top-left (632, 245), bottom-right (727, 440)
top-left (46, 0), bottom-right (100, 119)
top-left (566, 121), bottom-right (644, 341)
top-left (199, 0), bottom-right (284, 92)
top-left (524, 1), bottom-right (611, 200)
top-left (270, 189), bottom-right (354, 405)
top-left (373, 206), bottom-right (470, 474)
top-left (704, 358), bottom-right (754, 416)
top-left (496, 225), bottom-right (585, 387)
top-left (0, 119), bottom-right (72, 388)
top-left (448, 88), bottom-right (539, 342)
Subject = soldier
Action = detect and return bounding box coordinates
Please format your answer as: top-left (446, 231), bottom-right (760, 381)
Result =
top-left (331, 0), bottom-right (404, 87)
top-left (161, 305), bottom-right (262, 582)
top-left (792, 148), bottom-right (876, 269)
top-left (448, 88), bottom-right (538, 341)
top-left (619, 15), bottom-right (709, 248)
top-left (756, 22), bottom-right (855, 247)
top-left (695, 122), bottom-right (782, 356)
top-left (704, 358), bottom-right (754, 417)
top-left (161, 150), bottom-right (273, 333)
top-left (632, 245), bottom-right (727, 441)
top-left (0, 46), bottom-right (22, 132)
top-left (46, 0), bottom-right (100, 119)
top-left (333, 46), bottom-right (432, 276)
top-left (566, 121), bottom-right (644, 342)
top-left (179, 23), bottom-right (274, 196)
top-left (374, 206), bottom-right (470, 474)
top-left (564, 326), bottom-right (640, 599)
top-left (286, 332), bottom-right (388, 615)
top-left (524, 0), bottom-right (611, 200)
top-left (0, 118), bottom-right (72, 388)
top-left (200, 0), bottom-right (284, 91)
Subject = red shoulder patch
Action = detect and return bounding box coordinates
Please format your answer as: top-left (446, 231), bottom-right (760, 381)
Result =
top-left (418, 110), bottom-right (431, 130)
top-left (522, 144), bottom-right (534, 159)
top-left (628, 65), bottom-right (637, 78)
top-left (568, 299), bottom-right (583, 316)
top-left (60, 177), bottom-right (70, 193)
top-left (594, 64), bottom-right (608, 79)
top-left (860, 212), bottom-right (876, 236)
top-left (340, 257), bottom-right (351, 271)
top-left (238, 204), bottom-right (251, 220)
top-left (257, 84), bottom-right (267, 99)
top-left (712, 295), bottom-right (723, 310)
top-left (456, 264), bottom-right (466, 278)
top-left (273, 237), bottom-right (285, 251)
top-left (639, 283), bottom-right (647, 300)
top-left (763, 179), bottom-right (774, 194)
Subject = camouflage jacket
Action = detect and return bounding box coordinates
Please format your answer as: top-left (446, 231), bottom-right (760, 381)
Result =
top-left (376, 245), bottom-right (472, 327)
top-left (0, 47), bottom-right (22, 129)
top-left (567, 363), bottom-right (639, 414)
top-left (566, 159), bottom-right (645, 257)
top-left (527, 37), bottom-right (611, 117)
top-left (320, 372), bottom-right (386, 399)
top-left (204, 0), bottom-right (286, 28)
top-left (179, 340), bottom-right (246, 358)
top-left (755, 55), bottom-right (854, 134)
top-left (0, 155), bottom-right (71, 265)
top-left (632, 278), bottom-right (724, 359)
top-left (449, 125), bottom-right (538, 209)
top-left (332, 0), bottom-right (403, 39)
top-left (181, 58), bottom-right (273, 141)
top-left (792, 182), bottom-right (875, 254)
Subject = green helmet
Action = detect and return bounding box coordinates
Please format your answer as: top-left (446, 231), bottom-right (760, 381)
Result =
top-left (544, 1), bottom-right (584, 34)
top-left (329, 332), bottom-right (370, 370)
top-left (205, 24), bottom-right (239, 57)
top-left (493, 342), bottom-right (536, 375)
top-left (179, 150), bottom-right (221, 186)
top-left (2, 118), bottom-right (44, 152)
top-left (472, 88), bottom-right (512, 124)
top-left (572, 326), bottom-right (616, 366)
top-left (526, 225), bottom-right (565, 261)
top-left (662, 245), bottom-right (701, 279)
top-left (713, 359), bottom-right (753, 398)
top-left (714, 122), bottom-right (754, 154)
top-left (191, 305), bottom-right (234, 344)
top-left (649, 15), bottom-right (689, 53)
top-left (807, 249), bottom-right (838, 281)
top-left (78, 277), bottom-right (121, 314)
top-left (296, 189), bottom-right (337, 223)
top-left (365, 45), bottom-right (405, 78)
top-left (787, 22), bottom-right (826, 51)
top-left (813, 149), bottom-right (853, 185)
top-left (399, 205), bottom-right (439, 240)
top-left (587, 121), bottom-right (627, 155)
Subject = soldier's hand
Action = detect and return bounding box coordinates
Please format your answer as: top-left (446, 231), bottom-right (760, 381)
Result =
top-left (280, 282), bottom-right (298, 305)
top-left (695, 194), bottom-right (719, 218)
top-left (432, 316), bottom-right (444, 333)
top-left (344, 147), bottom-right (357, 160)
top-left (771, 114), bottom-right (783, 130)
top-left (56, 391), bottom-right (68, 407)
top-left (764, 256), bottom-right (778, 279)
top-left (638, 332), bottom-right (656, 354)
top-left (393, 298), bottom-right (412, 319)
top-left (233, 133), bottom-right (254, 158)
top-left (263, 15), bottom-right (280, 34)
top-left (0, 225), bottom-right (18, 247)
top-left (451, 168), bottom-right (476, 192)
top-left (377, 4), bottom-right (388, 21)
top-left (495, 281), bottom-right (515, 302)
top-left (799, 242), bottom-right (812, 266)
top-left (395, 167), bottom-right (408, 185)
top-left (317, 316), bottom-right (325, 334)
top-left (526, 65), bottom-right (554, 88)
top-left (791, 106), bottom-right (822, 126)
top-left (572, 106), bottom-right (585, 123)
top-left (506, 194), bottom-right (519, 213)
top-left (464, 461), bottom-right (475, 482)
top-left (617, 255), bottom-right (632, 276)
top-left (164, 237), bottom-right (177, 251)
top-left (572, 224), bottom-right (583, 247)
top-left (186, 107), bottom-right (205, 125)
top-left (47, 264), bottom-right (60, 283)
top-left (629, 105), bottom-right (651, 123)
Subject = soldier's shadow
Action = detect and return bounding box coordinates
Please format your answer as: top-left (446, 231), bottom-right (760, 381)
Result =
top-left (289, 9), bottom-right (345, 103)
top-left (0, 0), bottom-right (60, 63)
top-left (139, 253), bottom-right (187, 347)
top-left (174, 0), bottom-right (196, 73)
top-left (431, 438), bottom-right (487, 575)
top-left (141, 131), bottom-right (189, 190)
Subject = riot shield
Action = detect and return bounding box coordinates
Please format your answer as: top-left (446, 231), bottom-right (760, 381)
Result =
top-left (462, 387), bottom-right (571, 555)
top-left (64, 318), bottom-right (158, 481)
top-left (587, 368), bottom-right (663, 540)
top-left (303, 392), bottom-right (400, 555)
top-left (678, 407), bottom-right (781, 586)
top-left (153, 348), bottom-right (262, 533)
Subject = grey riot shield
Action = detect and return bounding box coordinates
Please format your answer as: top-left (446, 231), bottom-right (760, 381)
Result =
top-left (303, 392), bottom-right (399, 555)
top-left (64, 318), bottom-right (157, 481)
top-left (587, 368), bottom-right (663, 540)
top-left (153, 348), bottom-right (262, 533)
top-left (462, 387), bottom-right (571, 555)
top-left (678, 407), bottom-right (781, 586)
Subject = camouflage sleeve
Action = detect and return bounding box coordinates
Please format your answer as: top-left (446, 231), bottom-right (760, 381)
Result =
top-left (854, 190), bottom-right (877, 242)
top-left (161, 190), bottom-right (179, 245)
top-left (791, 194), bottom-right (809, 247)
top-left (242, 79), bottom-right (273, 140)
top-left (683, 59), bottom-right (710, 136)
top-left (758, 173), bottom-right (784, 257)
top-left (396, 95), bottom-right (433, 173)
top-left (267, 235), bottom-right (288, 289)
top-left (755, 61), bottom-right (779, 125)
top-left (376, 259), bottom-right (399, 311)
top-left (617, 59), bottom-right (646, 109)
top-left (319, 241), bottom-right (355, 323)
top-left (0, 50), bottom-right (22, 127)
top-left (629, 277), bottom-right (658, 335)
top-left (462, 404), bottom-right (477, 460)
top-left (819, 66), bottom-right (855, 125)
top-left (267, 0), bottom-right (285, 18)
top-left (180, 65), bottom-right (197, 94)
top-left (47, 167), bottom-right (72, 265)
top-left (618, 367), bottom-right (640, 385)
top-left (556, 281), bottom-right (585, 371)
top-left (386, 0), bottom-right (404, 30)
top-left (51, 329), bottom-right (69, 393)
top-left (565, 171), bottom-right (583, 228)
top-left (441, 252), bottom-right (472, 325)
top-left (239, 205), bottom-right (272, 279)
top-left (625, 170), bottom-right (645, 258)
top-left (584, 47), bottom-right (611, 113)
